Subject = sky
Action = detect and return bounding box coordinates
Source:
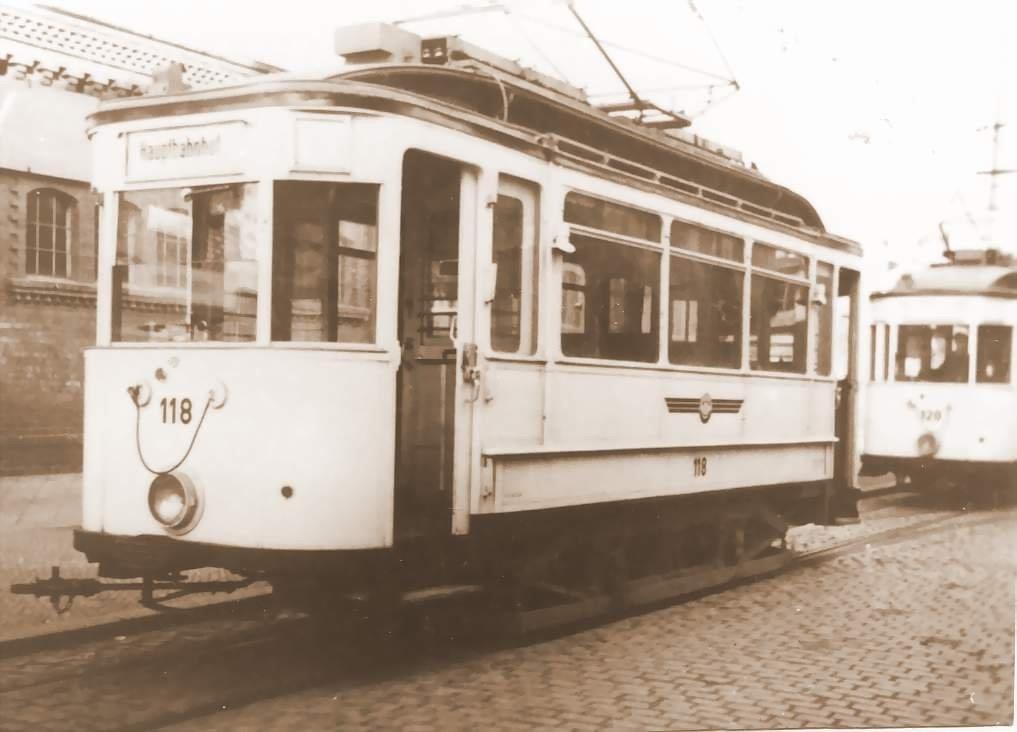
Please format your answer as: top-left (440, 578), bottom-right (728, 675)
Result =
top-left (20, 0), bottom-right (1017, 276)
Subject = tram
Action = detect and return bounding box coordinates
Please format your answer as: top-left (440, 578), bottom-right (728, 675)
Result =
top-left (73, 23), bottom-right (865, 609)
top-left (862, 249), bottom-right (1017, 494)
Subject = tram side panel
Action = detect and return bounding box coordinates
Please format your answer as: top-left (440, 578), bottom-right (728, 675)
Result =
top-left (81, 347), bottom-right (396, 551)
top-left (477, 363), bottom-right (836, 513)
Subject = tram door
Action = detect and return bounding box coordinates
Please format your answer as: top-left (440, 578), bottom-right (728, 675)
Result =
top-left (395, 151), bottom-right (466, 540)
top-left (833, 267), bottom-right (861, 519)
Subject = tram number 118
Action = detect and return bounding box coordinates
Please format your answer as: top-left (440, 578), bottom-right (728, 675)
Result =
top-left (160, 397), bottom-right (193, 425)
top-left (693, 456), bottom-right (708, 477)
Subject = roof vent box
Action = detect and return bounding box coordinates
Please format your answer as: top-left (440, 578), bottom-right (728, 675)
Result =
top-left (335, 23), bottom-right (421, 64)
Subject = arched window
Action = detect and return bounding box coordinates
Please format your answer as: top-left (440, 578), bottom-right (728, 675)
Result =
top-left (26, 189), bottom-right (75, 278)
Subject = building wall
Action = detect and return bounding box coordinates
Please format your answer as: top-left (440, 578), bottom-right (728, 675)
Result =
top-left (0, 3), bottom-right (273, 474)
top-left (1, 171), bottom-right (98, 474)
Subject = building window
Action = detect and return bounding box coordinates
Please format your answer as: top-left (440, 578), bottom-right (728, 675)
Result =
top-left (272, 182), bottom-right (378, 344)
top-left (977, 325), bottom-right (1011, 383)
top-left (155, 230), bottom-right (188, 287)
top-left (26, 188), bottom-right (75, 278)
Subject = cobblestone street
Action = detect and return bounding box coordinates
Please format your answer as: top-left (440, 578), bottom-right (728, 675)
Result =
top-left (0, 492), bottom-right (1013, 731)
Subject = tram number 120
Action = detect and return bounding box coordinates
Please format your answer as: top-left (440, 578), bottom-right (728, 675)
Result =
top-left (160, 397), bottom-right (193, 425)
top-left (693, 456), bottom-right (708, 477)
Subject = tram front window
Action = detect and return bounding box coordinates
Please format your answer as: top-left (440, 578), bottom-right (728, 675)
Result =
top-left (112, 185), bottom-right (259, 342)
top-left (977, 324), bottom-right (1012, 383)
top-left (271, 182), bottom-right (378, 343)
top-left (896, 324), bottom-right (969, 382)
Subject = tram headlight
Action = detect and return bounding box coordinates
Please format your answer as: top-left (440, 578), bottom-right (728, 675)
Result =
top-left (917, 432), bottom-right (939, 457)
top-left (148, 473), bottom-right (200, 533)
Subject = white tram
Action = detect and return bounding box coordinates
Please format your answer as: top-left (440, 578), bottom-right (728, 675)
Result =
top-left (75, 25), bottom-right (866, 604)
top-left (862, 250), bottom-right (1017, 493)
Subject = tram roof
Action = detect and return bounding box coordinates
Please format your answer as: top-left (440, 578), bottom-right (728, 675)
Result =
top-left (875, 263), bottom-right (1017, 300)
top-left (89, 56), bottom-right (860, 255)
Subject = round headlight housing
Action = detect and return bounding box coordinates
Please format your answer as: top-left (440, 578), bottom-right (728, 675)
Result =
top-left (148, 473), bottom-right (200, 534)
top-left (917, 432), bottom-right (939, 457)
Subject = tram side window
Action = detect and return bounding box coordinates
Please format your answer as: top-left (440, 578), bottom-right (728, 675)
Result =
top-left (112, 185), bottom-right (259, 343)
top-left (564, 192), bottom-right (661, 242)
top-left (814, 262), bottom-right (834, 376)
top-left (490, 184), bottom-right (538, 355)
top-left (560, 235), bottom-right (660, 362)
top-left (896, 324), bottom-right (969, 382)
top-left (272, 182), bottom-right (378, 344)
top-left (749, 243), bottom-right (809, 373)
top-left (977, 325), bottom-right (1012, 383)
top-left (668, 256), bottom-right (742, 368)
top-left (749, 275), bottom-right (809, 373)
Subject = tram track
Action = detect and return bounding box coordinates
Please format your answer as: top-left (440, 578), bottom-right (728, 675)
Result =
top-left (2, 494), bottom-right (1010, 732)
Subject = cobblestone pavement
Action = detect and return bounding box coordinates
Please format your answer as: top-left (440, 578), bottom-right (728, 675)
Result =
top-left (0, 492), bottom-right (1013, 731)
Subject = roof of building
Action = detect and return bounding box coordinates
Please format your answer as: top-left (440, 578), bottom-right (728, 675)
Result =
top-left (0, 81), bottom-right (95, 180)
top-left (0, 3), bottom-right (277, 98)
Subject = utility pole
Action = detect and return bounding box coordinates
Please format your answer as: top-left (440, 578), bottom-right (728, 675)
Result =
top-left (977, 114), bottom-right (1016, 245)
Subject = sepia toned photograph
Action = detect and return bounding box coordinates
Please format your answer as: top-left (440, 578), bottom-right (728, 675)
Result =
top-left (0, 1), bottom-right (1014, 729)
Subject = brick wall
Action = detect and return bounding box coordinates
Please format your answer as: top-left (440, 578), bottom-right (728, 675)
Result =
top-left (1, 169), bottom-right (98, 474)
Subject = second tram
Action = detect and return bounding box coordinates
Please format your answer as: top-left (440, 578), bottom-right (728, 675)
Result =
top-left (862, 250), bottom-right (1017, 494)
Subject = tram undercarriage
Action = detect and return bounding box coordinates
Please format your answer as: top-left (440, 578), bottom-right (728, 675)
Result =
top-left (71, 479), bottom-right (843, 624)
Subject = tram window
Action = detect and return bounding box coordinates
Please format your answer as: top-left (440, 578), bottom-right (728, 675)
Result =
top-left (112, 185), bottom-right (259, 343)
top-left (883, 324), bottom-right (891, 381)
top-left (815, 261), bottom-right (834, 376)
top-left (869, 324), bottom-right (877, 381)
top-left (560, 235), bottom-right (659, 362)
top-left (895, 324), bottom-right (969, 383)
top-left (671, 220), bottom-right (743, 261)
top-left (752, 243), bottom-right (808, 279)
top-left (668, 256), bottom-right (742, 368)
top-left (272, 182), bottom-right (378, 344)
top-left (977, 325), bottom-right (1011, 383)
top-left (491, 184), bottom-right (538, 355)
top-left (749, 275), bottom-right (808, 373)
top-left (564, 192), bottom-right (661, 242)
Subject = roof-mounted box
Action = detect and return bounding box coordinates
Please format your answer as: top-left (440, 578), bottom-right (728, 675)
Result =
top-left (334, 23), bottom-right (421, 64)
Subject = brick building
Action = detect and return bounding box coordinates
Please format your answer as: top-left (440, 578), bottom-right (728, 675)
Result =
top-left (0, 4), bottom-right (276, 473)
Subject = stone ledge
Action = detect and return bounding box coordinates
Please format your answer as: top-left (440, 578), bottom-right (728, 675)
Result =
top-left (8, 276), bottom-right (96, 307)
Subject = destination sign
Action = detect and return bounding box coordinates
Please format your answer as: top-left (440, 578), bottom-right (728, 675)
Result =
top-left (126, 122), bottom-right (247, 181)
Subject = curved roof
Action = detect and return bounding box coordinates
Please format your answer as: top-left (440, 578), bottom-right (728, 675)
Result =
top-left (333, 64), bottom-right (827, 231)
top-left (90, 63), bottom-right (859, 254)
top-left (875, 264), bottom-right (1017, 299)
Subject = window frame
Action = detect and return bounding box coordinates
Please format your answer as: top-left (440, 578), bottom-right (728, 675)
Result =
top-left (25, 188), bottom-right (76, 280)
top-left (110, 183), bottom-right (262, 345)
top-left (747, 241), bottom-right (812, 375)
top-left (666, 231), bottom-right (746, 370)
top-left (270, 180), bottom-right (380, 346)
top-left (558, 190), bottom-right (664, 365)
top-left (894, 323), bottom-right (971, 383)
top-left (489, 175), bottom-right (541, 357)
top-left (976, 323), bottom-right (1012, 384)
